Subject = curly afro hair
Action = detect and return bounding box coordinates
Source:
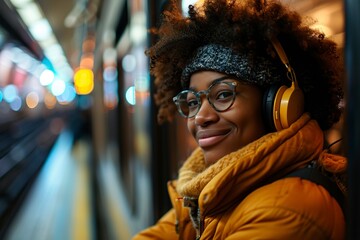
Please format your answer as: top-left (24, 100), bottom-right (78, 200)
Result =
top-left (146, 0), bottom-right (344, 130)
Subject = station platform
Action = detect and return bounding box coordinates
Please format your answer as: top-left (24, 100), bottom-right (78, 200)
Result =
top-left (3, 129), bottom-right (95, 240)
top-left (1, 126), bottom-right (139, 240)
top-left (0, 105), bottom-right (162, 240)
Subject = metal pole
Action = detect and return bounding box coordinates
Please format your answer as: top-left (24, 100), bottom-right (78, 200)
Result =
top-left (344, 0), bottom-right (360, 239)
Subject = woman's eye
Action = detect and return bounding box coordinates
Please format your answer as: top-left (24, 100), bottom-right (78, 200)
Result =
top-left (216, 91), bottom-right (233, 100)
top-left (187, 99), bottom-right (199, 107)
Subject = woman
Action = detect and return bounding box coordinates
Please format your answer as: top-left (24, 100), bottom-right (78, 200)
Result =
top-left (133, 0), bottom-right (347, 239)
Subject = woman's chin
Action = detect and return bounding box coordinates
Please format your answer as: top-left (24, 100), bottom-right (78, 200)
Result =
top-left (203, 149), bottom-right (228, 166)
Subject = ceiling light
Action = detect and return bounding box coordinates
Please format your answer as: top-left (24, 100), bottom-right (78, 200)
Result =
top-left (29, 19), bottom-right (52, 41)
top-left (9, 0), bottom-right (32, 8)
top-left (17, 2), bottom-right (43, 25)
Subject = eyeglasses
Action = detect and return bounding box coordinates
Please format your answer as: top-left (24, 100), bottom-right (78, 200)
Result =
top-left (173, 79), bottom-right (238, 118)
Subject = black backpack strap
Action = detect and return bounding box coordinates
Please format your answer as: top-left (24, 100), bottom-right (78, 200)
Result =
top-left (286, 167), bottom-right (346, 215)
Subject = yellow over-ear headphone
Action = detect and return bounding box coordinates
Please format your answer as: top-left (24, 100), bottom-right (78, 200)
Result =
top-left (263, 38), bottom-right (304, 131)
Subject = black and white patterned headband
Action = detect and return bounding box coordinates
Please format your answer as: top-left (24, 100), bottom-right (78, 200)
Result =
top-left (181, 44), bottom-right (284, 88)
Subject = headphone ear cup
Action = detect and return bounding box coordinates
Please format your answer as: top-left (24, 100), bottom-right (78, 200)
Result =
top-left (272, 85), bottom-right (288, 131)
top-left (279, 83), bottom-right (304, 129)
top-left (263, 83), bottom-right (304, 132)
top-left (263, 85), bottom-right (280, 132)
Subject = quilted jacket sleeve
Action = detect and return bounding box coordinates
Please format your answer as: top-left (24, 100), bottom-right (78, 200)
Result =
top-left (223, 206), bottom-right (341, 240)
top-left (132, 209), bottom-right (179, 240)
top-left (221, 178), bottom-right (345, 240)
top-left (132, 180), bottom-right (197, 240)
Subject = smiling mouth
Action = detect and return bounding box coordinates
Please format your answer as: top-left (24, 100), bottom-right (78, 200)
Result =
top-left (196, 129), bottom-right (231, 148)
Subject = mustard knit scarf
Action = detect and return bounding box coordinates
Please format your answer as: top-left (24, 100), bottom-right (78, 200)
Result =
top-left (176, 114), bottom-right (347, 198)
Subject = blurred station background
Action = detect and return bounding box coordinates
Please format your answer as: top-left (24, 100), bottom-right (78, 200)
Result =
top-left (0, 0), bottom-right (359, 239)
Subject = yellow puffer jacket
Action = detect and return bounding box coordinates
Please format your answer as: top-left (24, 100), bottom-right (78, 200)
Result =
top-left (133, 114), bottom-right (346, 240)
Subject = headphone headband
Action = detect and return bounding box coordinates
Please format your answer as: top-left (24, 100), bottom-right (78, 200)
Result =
top-left (270, 37), bottom-right (290, 67)
top-left (270, 38), bottom-right (298, 86)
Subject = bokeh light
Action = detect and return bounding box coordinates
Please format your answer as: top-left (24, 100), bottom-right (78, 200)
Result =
top-left (122, 54), bottom-right (136, 72)
top-left (125, 86), bottom-right (136, 105)
top-left (3, 84), bottom-right (18, 103)
top-left (40, 69), bottom-right (55, 86)
top-left (74, 68), bottom-right (94, 95)
top-left (9, 96), bottom-right (22, 111)
top-left (51, 78), bottom-right (66, 96)
top-left (26, 91), bottom-right (40, 109)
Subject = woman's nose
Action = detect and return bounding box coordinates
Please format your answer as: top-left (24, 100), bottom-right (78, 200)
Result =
top-left (194, 98), bottom-right (218, 126)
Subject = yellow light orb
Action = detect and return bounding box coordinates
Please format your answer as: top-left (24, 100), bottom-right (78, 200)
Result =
top-left (74, 68), bottom-right (94, 95)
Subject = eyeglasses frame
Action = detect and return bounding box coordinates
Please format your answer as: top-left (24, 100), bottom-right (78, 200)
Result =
top-left (173, 78), bottom-right (238, 118)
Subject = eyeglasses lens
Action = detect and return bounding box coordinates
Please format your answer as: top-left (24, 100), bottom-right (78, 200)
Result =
top-left (175, 81), bottom-right (236, 118)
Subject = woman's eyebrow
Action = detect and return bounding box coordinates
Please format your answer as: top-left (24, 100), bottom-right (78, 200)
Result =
top-left (212, 75), bottom-right (233, 84)
top-left (188, 75), bottom-right (234, 91)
